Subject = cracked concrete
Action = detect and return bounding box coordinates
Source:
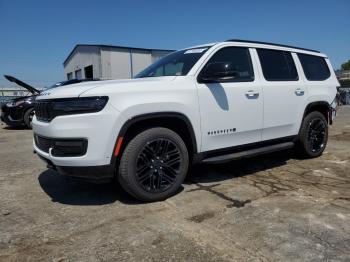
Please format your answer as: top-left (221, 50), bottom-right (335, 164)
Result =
top-left (1, 106), bottom-right (350, 261)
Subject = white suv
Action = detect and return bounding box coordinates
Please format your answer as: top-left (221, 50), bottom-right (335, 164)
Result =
top-left (33, 40), bottom-right (339, 201)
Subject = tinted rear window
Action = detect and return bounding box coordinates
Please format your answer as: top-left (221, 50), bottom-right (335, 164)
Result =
top-left (298, 54), bottom-right (330, 81)
top-left (257, 49), bottom-right (298, 81)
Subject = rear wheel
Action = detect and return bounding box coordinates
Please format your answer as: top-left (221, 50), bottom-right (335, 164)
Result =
top-left (296, 111), bottom-right (328, 158)
top-left (24, 108), bottom-right (35, 129)
top-left (118, 127), bottom-right (189, 202)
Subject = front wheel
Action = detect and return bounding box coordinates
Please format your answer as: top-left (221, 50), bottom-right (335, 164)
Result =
top-left (118, 127), bottom-right (189, 202)
top-left (296, 111), bottom-right (328, 158)
top-left (24, 108), bottom-right (35, 129)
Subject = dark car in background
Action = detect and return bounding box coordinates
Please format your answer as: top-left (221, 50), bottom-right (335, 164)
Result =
top-left (1, 75), bottom-right (100, 129)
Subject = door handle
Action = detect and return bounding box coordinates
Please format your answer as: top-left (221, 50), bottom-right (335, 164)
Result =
top-left (295, 89), bottom-right (305, 96)
top-left (245, 90), bottom-right (259, 98)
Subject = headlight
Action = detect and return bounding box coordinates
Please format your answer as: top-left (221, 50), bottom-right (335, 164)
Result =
top-left (51, 96), bottom-right (108, 114)
top-left (35, 96), bottom-right (108, 122)
top-left (15, 100), bottom-right (26, 106)
top-left (6, 98), bottom-right (31, 107)
top-left (6, 101), bottom-right (15, 107)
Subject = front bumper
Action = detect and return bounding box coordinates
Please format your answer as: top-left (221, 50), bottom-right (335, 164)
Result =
top-left (33, 103), bottom-right (126, 179)
top-left (37, 154), bottom-right (115, 180)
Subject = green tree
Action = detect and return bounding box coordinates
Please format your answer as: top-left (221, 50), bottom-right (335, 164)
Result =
top-left (341, 60), bottom-right (350, 70)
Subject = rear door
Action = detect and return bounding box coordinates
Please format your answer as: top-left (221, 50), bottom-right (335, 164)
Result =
top-left (255, 49), bottom-right (308, 140)
top-left (196, 46), bottom-right (263, 152)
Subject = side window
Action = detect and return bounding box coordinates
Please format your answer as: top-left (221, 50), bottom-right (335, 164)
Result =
top-left (297, 54), bottom-right (330, 81)
top-left (202, 47), bottom-right (254, 82)
top-left (257, 49), bottom-right (298, 81)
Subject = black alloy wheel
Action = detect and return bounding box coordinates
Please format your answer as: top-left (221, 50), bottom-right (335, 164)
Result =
top-left (118, 127), bottom-right (189, 202)
top-left (136, 138), bottom-right (181, 193)
top-left (307, 118), bottom-right (326, 153)
top-left (296, 111), bottom-right (328, 158)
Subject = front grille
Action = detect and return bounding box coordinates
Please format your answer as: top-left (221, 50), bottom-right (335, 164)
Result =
top-left (34, 134), bottom-right (88, 157)
top-left (34, 101), bottom-right (52, 122)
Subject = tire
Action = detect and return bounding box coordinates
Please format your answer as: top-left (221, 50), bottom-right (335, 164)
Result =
top-left (118, 127), bottom-right (189, 202)
top-left (24, 108), bottom-right (35, 129)
top-left (296, 111), bottom-right (328, 158)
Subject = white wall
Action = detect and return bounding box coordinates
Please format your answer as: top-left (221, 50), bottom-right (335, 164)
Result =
top-left (131, 50), bottom-right (152, 76)
top-left (101, 48), bottom-right (156, 79)
top-left (101, 47), bottom-right (131, 79)
top-left (64, 46), bottom-right (173, 80)
top-left (63, 46), bottom-right (101, 79)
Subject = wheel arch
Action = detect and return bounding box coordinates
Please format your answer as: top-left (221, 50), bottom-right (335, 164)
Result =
top-left (112, 112), bottom-right (198, 164)
top-left (22, 105), bottom-right (34, 118)
top-left (303, 101), bottom-right (330, 123)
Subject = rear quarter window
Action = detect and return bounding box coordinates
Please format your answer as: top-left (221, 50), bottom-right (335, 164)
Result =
top-left (297, 54), bottom-right (330, 81)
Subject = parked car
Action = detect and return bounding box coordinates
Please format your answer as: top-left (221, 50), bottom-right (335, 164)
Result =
top-left (1, 76), bottom-right (100, 128)
top-left (32, 40), bottom-right (339, 201)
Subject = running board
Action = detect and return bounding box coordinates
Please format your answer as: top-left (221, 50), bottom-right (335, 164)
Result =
top-left (202, 142), bottom-right (294, 164)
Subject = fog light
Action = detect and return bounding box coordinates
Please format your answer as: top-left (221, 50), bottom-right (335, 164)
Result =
top-left (51, 139), bottom-right (88, 157)
top-left (54, 141), bottom-right (84, 147)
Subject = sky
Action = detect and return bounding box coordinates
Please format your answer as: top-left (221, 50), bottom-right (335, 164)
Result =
top-left (0, 0), bottom-right (349, 88)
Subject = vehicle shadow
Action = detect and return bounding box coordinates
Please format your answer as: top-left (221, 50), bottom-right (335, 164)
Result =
top-left (1, 125), bottom-right (28, 130)
top-left (38, 170), bottom-right (141, 205)
top-left (185, 150), bottom-right (293, 184)
top-left (38, 150), bottom-right (293, 206)
top-left (38, 169), bottom-right (184, 206)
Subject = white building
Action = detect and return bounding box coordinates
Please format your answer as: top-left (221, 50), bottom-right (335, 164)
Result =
top-left (63, 44), bottom-right (174, 80)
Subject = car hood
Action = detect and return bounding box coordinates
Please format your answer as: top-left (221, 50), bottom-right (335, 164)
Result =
top-left (35, 76), bottom-right (177, 100)
top-left (4, 75), bottom-right (40, 95)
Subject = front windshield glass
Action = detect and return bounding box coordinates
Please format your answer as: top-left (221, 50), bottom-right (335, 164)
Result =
top-left (49, 82), bottom-right (64, 88)
top-left (45, 79), bottom-right (79, 90)
top-left (135, 47), bottom-right (210, 78)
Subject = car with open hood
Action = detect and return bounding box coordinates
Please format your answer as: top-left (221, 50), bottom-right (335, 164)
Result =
top-left (1, 75), bottom-right (100, 129)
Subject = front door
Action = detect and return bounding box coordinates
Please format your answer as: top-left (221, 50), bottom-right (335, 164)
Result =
top-left (196, 47), bottom-right (263, 152)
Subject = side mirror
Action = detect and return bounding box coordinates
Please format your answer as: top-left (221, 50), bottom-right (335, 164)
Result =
top-left (199, 62), bottom-right (238, 83)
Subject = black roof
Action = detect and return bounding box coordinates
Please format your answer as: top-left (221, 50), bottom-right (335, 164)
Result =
top-left (63, 44), bottom-right (175, 65)
top-left (226, 39), bottom-right (320, 53)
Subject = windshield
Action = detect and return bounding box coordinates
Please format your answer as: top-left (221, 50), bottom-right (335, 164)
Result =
top-left (43, 81), bottom-right (70, 90)
top-left (45, 79), bottom-right (81, 90)
top-left (135, 47), bottom-right (209, 78)
top-left (49, 82), bottom-right (65, 88)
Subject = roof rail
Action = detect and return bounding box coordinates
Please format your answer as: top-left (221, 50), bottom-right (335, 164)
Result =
top-left (225, 39), bottom-right (320, 53)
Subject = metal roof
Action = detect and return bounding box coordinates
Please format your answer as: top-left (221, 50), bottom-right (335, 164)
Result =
top-left (63, 44), bottom-right (175, 65)
top-left (225, 39), bottom-right (320, 53)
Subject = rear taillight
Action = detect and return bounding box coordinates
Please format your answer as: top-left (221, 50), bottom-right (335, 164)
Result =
top-left (329, 95), bottom-right (338, 124)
